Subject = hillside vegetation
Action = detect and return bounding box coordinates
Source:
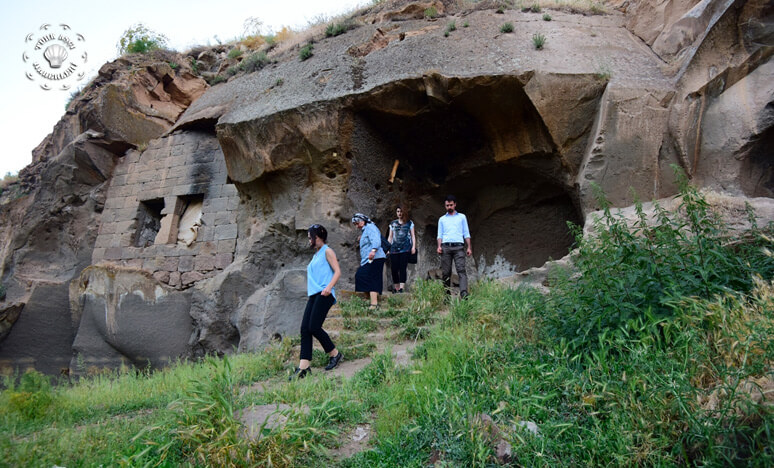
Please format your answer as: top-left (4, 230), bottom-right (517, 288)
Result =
top-left (2, 178), bottom-right (773, 466)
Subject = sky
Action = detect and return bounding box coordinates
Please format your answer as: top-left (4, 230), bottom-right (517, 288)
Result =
top-left (0, 0), bottom-right (369, 176)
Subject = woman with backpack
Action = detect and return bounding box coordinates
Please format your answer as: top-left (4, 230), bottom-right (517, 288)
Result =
top-left (387, 206), bottom-right (416, 293)
top-left (351, 213), bottom-right (385, 310)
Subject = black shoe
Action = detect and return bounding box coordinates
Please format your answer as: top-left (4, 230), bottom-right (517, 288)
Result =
top-left (289, 367), bottom-right (311, 381)
top-left (325, 352), bottom-right (344, 371)
top-left (398, 288), bottom-right (404, 293)
top-left (460, 291), bottom-right (469, 300)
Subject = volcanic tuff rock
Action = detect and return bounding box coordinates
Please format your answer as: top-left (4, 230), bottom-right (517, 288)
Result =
top-left (0, 0), bottom-right (772, 374)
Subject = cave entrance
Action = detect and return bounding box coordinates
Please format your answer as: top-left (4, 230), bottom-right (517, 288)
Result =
top-left (347, 76), bottom-right (583, 276)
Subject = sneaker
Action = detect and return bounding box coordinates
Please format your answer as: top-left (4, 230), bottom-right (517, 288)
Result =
top-left (325, 352), bottom-right (344, 371)
top-left (289, 367), bottom-right (311, 381)
top-left (397, 288), bottom-right (404, 293)
top-left (460, 291), bottom-right (469, 300)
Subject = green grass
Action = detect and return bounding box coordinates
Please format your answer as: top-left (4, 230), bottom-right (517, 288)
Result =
top-left (533, 32), bottom-right (546, 49)
top-left (299, 43), bottom-right (314, 61)
top-left (444, 21), bottom-right (457, 37)
top-left (500, 22), bottom-right (514, 33)
top-left (325, 21), bottom-right (354, 38)
top-left (2, 176), bottom-right (773, 466)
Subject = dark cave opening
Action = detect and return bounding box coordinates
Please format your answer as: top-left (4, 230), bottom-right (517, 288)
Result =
top-left (347, 77), bottom-right (583, 276)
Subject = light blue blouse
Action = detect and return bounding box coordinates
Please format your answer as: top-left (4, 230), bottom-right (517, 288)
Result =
top-left (307, 244), bottom-right (336, 300)
top-left (359, 222), bottom-right (386, 266)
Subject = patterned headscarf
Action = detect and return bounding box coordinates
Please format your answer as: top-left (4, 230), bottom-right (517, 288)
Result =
top-left (351, 213), bottom-right (370, 224)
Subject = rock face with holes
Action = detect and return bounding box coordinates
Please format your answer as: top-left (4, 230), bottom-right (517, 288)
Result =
top-left (1, 0), bottom-right (772, 374)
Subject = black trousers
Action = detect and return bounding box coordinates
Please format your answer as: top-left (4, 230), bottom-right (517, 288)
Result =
top-left (390, 251), bottom-right (410, 284)
top-left (299, 292), bottom-right (336, 361)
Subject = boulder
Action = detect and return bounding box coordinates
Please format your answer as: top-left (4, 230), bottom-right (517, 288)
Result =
top-left (697, 59), bottom-right (774, 196)
top-left (235, 269), bottom-right (308, 351)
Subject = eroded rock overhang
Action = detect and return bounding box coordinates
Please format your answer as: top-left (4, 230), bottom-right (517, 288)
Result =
top-left (211, 72), bottom-right (607, 276)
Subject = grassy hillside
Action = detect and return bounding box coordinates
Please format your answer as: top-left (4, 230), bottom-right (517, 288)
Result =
top-left (2, 179), bottom-right (773, 467)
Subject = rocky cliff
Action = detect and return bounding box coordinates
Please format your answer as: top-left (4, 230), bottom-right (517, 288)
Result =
top-left (1, 0), bottom-right (772, 375)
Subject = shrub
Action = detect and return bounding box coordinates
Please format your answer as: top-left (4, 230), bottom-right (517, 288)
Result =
top-left (424, 6), bottom-right (438, 19)
top-left (299, 43), bottom-right (314, 61)
top-left (238, 51), bottom-right (268, 73)
top-left (500, 22), bottom-right (514, 33)
top-left (209, 75), bottom-right (227, 85)
top-left (596, 61), bottom-right (613, 80)
top-left (532, 32), bottom-right (546, 49)
top-left (6, 370), bottom-right (54, 420)
top-left (167, 61), bottom-right (179, 70)
top-left (463, 20), bottom-right (469, 27)
top-left (227, 48), bottom-right (243, 59)
top-left (117, 23), bottom-right (169, 55)
top-left (325, 22), bottom-right (351, 37)
top-left (240, 35), bottom-right (266, 50)
top-left (545, 168), bottom-right (774, 355)
top-left (531, 4), bottom-right (541, 13)
top-left (543, 13), bottom-right (552, 21)
top-left (189, 58), bottom-right (199, 75)
top-left (274, 26), bottom-right (294, 43)
top-left (444, 21), bottom-right (457, 37)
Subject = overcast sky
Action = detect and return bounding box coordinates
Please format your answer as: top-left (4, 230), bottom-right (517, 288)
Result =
top-left (0, 0), bottom-right (369, 176)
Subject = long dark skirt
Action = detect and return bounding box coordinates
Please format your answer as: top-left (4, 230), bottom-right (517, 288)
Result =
top-left (355, 258), bottom-right (385, 294)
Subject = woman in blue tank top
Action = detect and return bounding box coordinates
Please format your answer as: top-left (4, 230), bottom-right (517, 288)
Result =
top-left (290, 224), bottom-right (343, 380)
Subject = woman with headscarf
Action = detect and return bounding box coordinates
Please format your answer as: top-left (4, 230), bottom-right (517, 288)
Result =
top-left (290, 224), bottom-right (343, 380)
top-left (351, 213), bottom-right (386, 310)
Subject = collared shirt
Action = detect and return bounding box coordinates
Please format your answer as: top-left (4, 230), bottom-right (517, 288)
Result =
top-left (359, 222), bottom-right (386, 265)
top-left (307, 244), bottom-right (336, 300)
top-left (437, 212), bottom-right (470, 244)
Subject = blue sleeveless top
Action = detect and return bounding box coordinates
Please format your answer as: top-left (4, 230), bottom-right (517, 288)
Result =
top-left (307, 244), bottom-right (336, 300)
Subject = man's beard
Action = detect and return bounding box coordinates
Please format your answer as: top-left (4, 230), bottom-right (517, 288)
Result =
top-left (446, 208), bottom-right (454, 214)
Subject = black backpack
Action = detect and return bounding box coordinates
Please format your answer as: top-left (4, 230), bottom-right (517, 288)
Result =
top-left (381, 235), bottom-right (391, 254)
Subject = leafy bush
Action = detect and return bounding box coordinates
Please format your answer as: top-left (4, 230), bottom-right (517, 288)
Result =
top-left (444, 21), bottom-right (457, 37)
top-left (500, 22), bottom-right (514, 33)
top-left (325, 21), bottom-right (352, 37)
top-left (532, 32), bottom-right (546, 49)
top-left (299, 43), bottom-right (314, 61)
top-left (424, 6), bottom-right (438, 19)
top-left (208, 75), bottom-right (227, 85)
top-left (5, 370), bottom-right (54, 420)
top-left (227, 48), bottom-right (243, 59)
top-left (117, 23), bottom-right (169, 55)
top-left (546, 168), bottom-right (774, 355)
top-left (543, 13), bottom-right (552, 21)
top-left (238, 51), bottom-right (269, 73)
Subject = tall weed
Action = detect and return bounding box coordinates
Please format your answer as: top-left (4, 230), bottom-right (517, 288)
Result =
top-left (547, 169), bottom-right (774, 354)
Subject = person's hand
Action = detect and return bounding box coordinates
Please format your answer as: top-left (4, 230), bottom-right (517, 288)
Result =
top-left (411, 247), bottom-right (416, 254)
top-left (368, 250), bottom-right (375, 261)
top-left (466, 247), bottom-right (472, 257)
top-left (321, 286), bottom-right (332, 296)
top-left (437, 246), bottom-right (442, 254)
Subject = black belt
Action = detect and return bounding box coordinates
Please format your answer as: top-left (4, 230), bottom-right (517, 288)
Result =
top-left (441, 242), bottom-right (464, 247)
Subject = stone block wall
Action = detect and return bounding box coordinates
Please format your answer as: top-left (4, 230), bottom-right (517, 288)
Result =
top-left (92, 130), bottom-right (239, 288)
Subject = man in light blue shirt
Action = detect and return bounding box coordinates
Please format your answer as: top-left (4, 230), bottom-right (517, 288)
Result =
top-left (436, 195), bottom-right (472, 299)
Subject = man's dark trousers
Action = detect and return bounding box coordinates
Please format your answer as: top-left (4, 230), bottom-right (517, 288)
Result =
top-left (441, 244), bottom-right (467, 295)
